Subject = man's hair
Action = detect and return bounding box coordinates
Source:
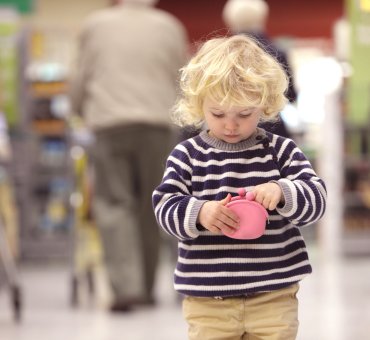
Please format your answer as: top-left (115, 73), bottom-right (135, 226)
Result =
top-left (222, 0), bottom-right (269, 33)
top-left (172, 35), bottom-right (288, 127)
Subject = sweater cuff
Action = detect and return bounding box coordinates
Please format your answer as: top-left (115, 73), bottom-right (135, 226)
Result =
top-left (271, 179), bottom-right (294, 215)
top-left (185, 199), bottom-right (208, 238)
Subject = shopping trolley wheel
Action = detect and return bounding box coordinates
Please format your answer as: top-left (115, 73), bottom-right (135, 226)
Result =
top-left (11, 284), bottom-right (21, 322)
top-left (71, 275), bottom-right (79, 307)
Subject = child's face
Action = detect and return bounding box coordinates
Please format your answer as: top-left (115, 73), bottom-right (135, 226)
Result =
top-left (202, 97), bottom-right (262, 144)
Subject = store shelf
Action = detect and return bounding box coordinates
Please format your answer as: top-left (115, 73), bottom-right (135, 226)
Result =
top-left (342, 123), bottom-right (370, 255)
top-left (32, 119), bottom-right (67, 137)
top-left (15, 37), bottom-right (73, 260)
top-left (29, 81), bottom-right (68, 98)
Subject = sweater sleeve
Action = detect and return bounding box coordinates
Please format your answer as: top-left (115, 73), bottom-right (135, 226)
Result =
top-left (273, 138), bottom-right (327, 227)
top-left (152, 143), bottom-right (206, 240)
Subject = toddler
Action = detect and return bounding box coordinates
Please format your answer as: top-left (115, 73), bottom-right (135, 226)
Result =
top-left (152, 35), bottom-right (327, 340)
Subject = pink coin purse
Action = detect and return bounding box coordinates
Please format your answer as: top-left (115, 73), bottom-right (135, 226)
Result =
top-left (223, 188), bottom-right (268, 240)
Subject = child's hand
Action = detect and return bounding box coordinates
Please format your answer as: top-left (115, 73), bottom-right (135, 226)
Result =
top-left (253, 182), bottom-right (284, 210)
top-left (197, 194), bottom-right (240, 235)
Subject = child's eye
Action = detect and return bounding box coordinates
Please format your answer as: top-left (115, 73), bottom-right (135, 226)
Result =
top-left (239, 112), bottom-right (252, 118)
top-left (211, 112), bottom-right (224, 118)
top-left (239, 108), bottom-right (257, 118)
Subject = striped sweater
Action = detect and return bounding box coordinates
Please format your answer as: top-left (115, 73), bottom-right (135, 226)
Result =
top-left (152, 128), bottom-right (327, 297)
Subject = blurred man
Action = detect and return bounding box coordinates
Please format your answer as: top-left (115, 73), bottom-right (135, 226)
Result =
top-left (70, 0), bottom-right (188, 312)
top-left (223, 0), bottom-right (297, 137)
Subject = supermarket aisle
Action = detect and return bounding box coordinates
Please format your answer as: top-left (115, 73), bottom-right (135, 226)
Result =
top-left (0, 244), bottom-right (369, 340)
top-left (0, 252), bottom-right (186, 340)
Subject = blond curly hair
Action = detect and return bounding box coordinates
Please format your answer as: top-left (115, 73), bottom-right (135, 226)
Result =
top-left (172, 35), bottom-right (288, 128)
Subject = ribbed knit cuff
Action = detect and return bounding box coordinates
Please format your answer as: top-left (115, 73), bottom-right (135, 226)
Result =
top-left (272, 179), bottom-right (294, 215)
top-left (185, 199), bottom-right (208, 238)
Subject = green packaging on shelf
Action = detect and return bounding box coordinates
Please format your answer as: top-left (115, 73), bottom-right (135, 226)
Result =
top-left (0, 0), bottom-right (33, 14)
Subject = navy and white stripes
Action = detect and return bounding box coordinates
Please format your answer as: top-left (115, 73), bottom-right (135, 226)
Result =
top-left (152, 128), bottom-right (327, 297)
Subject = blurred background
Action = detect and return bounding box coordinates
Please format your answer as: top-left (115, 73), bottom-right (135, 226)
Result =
top-left (0, 0), bottom-right (369, 339)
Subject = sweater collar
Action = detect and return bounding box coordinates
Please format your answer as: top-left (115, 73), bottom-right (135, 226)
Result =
top-left (199, 128), bottom-right (267, 152)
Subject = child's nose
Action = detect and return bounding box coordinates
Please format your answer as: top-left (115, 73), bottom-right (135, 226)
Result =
top-left (225, 119), bottom-right (238, 130)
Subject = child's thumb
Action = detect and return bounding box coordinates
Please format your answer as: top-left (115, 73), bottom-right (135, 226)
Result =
top-left (220, 193), bottom-right (232, 206)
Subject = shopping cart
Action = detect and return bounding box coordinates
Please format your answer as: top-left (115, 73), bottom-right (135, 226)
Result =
top-left (68, 118), bottom-right (103, 307)
top-left (0, 167), bottom-right (22, 321)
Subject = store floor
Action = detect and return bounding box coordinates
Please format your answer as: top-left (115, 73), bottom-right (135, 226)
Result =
top-left (0, 243), bottom-right (369, 340)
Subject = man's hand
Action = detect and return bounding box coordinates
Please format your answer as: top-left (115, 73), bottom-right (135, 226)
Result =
top-left (197, 194), bottom-right (240, 235)
top-left (253, 182), bottom-right (284, 210)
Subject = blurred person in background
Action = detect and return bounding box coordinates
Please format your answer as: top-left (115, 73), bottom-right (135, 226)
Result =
top-left (223, 0), bottom-right (297, 138)
top-left (70, 0), bottom-right (188, 312)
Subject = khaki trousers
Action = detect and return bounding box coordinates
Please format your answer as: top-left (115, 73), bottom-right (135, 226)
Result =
top-left (183, 284), bottom-right (299, 340)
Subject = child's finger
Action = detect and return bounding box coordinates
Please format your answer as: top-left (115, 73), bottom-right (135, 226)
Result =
top-left (220, 207), bottom-right (239, 226)
top-left (219, 224), bottom-right (237, 235)
top-left (219, 193), bottom-right (232, 205)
